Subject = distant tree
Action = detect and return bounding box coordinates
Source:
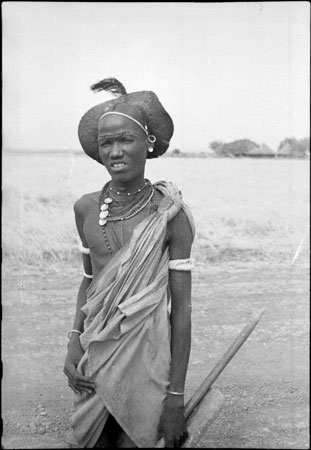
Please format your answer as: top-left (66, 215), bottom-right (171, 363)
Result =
top-left (209, 141), bottom-right (224, 156)
top-left (171, 148), bottom-right (182, 157)
top-left (278, 137), bottom-right (309, 158)
top-left (221, 139), bottom-right (259, 157)
top-left (293, 139), bottom-right (309, 158)
top-left (300, 137), bottom-right (310, 152)
top-left (209, 141), bottom-right (223, 151)
top-left (209, 139), bottom-right (260, 157)
top-left (277, 137), bottom-right (297, 152)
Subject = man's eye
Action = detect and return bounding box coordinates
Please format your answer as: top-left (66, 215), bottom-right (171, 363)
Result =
top-left (99, 140), bottom-right (111, 147)
top-left (119, 136), bottom-right (134, 144)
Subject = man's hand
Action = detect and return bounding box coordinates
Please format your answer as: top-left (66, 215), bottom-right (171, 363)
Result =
top-left (158, 394), bottom-right (188, 447)
top-left (63, 336), bottom-right (96, 395)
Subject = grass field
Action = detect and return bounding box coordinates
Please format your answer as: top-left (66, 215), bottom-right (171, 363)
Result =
top-left (2, 152), bottom-right (310, 270)
top-left (2, 152), bottom-right (309, 448)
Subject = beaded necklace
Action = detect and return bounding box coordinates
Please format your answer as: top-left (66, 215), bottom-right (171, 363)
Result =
top-left (98, 180), bottom-right (155, 255)
top-left (109, 180), bottom-right (148, 196)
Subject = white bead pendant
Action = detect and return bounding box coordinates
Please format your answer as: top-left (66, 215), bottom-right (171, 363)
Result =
top-left (99, 210), bottom-right (109, 219)
top-left (99, 198), bottom-right (111, 227)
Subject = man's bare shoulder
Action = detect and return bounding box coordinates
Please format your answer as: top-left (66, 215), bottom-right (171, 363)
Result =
top-left (168, 208), bottom-right (193, 239)
top-left (74, 191), bottom-right (101, 217)
top-left (167, 208), bottom-right (194, 260)
top-left (153, 180), bottom-right (194, 240)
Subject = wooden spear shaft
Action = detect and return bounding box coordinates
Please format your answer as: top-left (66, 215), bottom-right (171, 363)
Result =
top-left (184, 308), bottom-right (264, 419)
top-left (156, 308), bottom-right (264, 447)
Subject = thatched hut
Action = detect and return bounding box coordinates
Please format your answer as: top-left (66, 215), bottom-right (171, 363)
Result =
top-left (247, 143), bottom-right (276, 158)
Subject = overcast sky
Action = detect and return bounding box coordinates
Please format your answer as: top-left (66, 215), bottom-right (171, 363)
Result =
top-left (2, 1), bottom-right (310, 152)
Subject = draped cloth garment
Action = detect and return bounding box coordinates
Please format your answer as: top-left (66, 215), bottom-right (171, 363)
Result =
top-left (66, 181), bottom-right (195, 448)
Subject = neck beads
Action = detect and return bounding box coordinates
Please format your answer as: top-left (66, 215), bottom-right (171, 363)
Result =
top-left (98, 180), bottom-right (155, 255)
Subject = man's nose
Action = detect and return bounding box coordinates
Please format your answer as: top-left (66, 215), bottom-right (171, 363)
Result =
top-left (110, 141), bottom-right (123, 158)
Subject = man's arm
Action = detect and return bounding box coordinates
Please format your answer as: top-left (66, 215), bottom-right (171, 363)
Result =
top-left (63, 197), bottom-right (96, 395)
top-left (159, 209), bottom-right (194, 447)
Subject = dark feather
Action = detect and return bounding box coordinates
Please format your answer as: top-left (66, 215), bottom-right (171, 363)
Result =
top-left (90, 78), bottom-right (127, 95)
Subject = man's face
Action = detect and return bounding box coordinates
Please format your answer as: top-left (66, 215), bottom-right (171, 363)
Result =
top-left (97, 115), bottom-right (148, 184)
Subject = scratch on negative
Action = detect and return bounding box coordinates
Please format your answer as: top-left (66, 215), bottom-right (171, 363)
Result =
top-left (291, 236), bottom-right (306, 265)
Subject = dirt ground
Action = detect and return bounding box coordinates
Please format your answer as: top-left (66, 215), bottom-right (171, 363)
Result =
top-left (2, 259), bottom-right (309, 449)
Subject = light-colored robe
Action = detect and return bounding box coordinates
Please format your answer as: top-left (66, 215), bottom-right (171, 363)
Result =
top-left (67, 181), bottom-right (195, 448)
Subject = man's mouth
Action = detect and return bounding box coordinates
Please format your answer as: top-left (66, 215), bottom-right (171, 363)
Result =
top-left (111, 162), bottom-right (126, 169)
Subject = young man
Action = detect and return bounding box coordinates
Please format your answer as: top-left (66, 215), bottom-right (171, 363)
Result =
top-left (64, 79), bottom-right (195, 448)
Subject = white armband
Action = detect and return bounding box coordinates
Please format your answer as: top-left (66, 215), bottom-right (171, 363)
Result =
top-left (78, 242), bottom-right (90, 255)
top-left (83, 271), bottom-right (93, 279)
top-left (168, 258), bottom-right (195, 271)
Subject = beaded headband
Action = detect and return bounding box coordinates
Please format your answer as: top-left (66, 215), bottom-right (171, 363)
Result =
top-left (98, 111), bottom-right (148, 135)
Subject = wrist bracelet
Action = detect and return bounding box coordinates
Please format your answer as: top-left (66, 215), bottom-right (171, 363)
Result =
top-left (68, 329), bottom-right (82, 339)
top-left (168, 390), bottom-right (185, 396)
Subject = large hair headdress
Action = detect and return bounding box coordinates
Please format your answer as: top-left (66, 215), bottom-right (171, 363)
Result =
top-left (78, 78), bottom-right (174, 163)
